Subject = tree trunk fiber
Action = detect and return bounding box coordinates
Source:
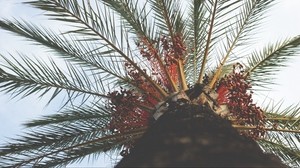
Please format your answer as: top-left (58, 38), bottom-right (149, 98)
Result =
top-left (116, 104), bottom-right (286, 167)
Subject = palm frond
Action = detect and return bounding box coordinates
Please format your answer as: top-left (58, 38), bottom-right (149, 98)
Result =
top-left (24, 103), bottom-right (111, 127)
top-left (149, 0), bottom-right (185, 35)
top-left (257, 102), bottom-right (300, 167)
top-left (196, 0), bottom-right (218, 84)
top-left (230, 102), bottom-right (300, 166)
top-left (0, 102), bottom-right (146, 167)
top-left (259, 136), bottom-right (300, 167)
top-left (101, 0), bottom-right (178, 92)
top-left (0, 115), bottom-right (145, 167)
top-left (25, 0), bottom-right (106, 39)
top-left (100, 0), bottom-right (151, 37)
top-left (264, 102), bottom-right (299, 128)
top-left (208, 0), bottom-right (274, 88)
top-left (184, 0), bottom-right (208, 83)
top-left (262, 102), bottom-right (300, 137)
top-left (245, 36), bottom-right (300, 88)
top-left (0, 19), bottom-right (128, 85)
top-left (0, 54), bottom-right (108, 105)
top-left (26, 0), bottom-right (168, 98)
top-left (9, 131), bottom-right (141, 167)
top-left (197, 0), bottom-right (245, 83)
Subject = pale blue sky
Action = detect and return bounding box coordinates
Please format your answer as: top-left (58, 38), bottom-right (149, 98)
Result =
top-left (0, 0), bottom-right (300, 167)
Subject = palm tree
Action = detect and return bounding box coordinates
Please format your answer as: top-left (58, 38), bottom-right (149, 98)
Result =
top-left (0, 0), bottom-right (299, 167)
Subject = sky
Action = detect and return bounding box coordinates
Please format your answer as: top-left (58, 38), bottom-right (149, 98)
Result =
top-left (0, 0), bottom-right (300, 167)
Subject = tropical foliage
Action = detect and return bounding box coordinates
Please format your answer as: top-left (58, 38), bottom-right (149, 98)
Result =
top-left (0, 0), bottom-right (299, 167)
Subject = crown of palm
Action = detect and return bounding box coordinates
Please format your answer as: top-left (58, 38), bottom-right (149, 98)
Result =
top-left (0, 0), bottom-right (299, 167)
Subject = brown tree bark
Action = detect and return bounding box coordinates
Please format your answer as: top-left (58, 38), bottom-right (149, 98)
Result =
top-left (116, 103), bottom-right (286, 167)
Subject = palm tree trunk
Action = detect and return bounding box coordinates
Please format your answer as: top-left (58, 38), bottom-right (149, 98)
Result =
top-left (116, 103), bottom-right (286, 167)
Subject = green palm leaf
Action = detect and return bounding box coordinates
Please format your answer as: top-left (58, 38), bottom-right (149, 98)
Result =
top-left (258, 102), bottom-right (300, 167)
top-left (259, 137), bottom-right (300, 167)
top-left (184, 0), bottom-right (207, 83)
top-left (208, 0), bottom-right (274, 87)
top-left (0, 54), bottom-right (108, 106)
top-left (26, 0), bottom-right (168, 98)
top-left (245, 36), bottom-right (300, 88)
top-left (0, 103), bottom-right (146, 167)
top-left (0, 19), bottom-right (127, 84)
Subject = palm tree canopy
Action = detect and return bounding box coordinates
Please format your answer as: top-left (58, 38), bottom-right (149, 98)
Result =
top-left (0, 0), bottom-right (299, 167)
